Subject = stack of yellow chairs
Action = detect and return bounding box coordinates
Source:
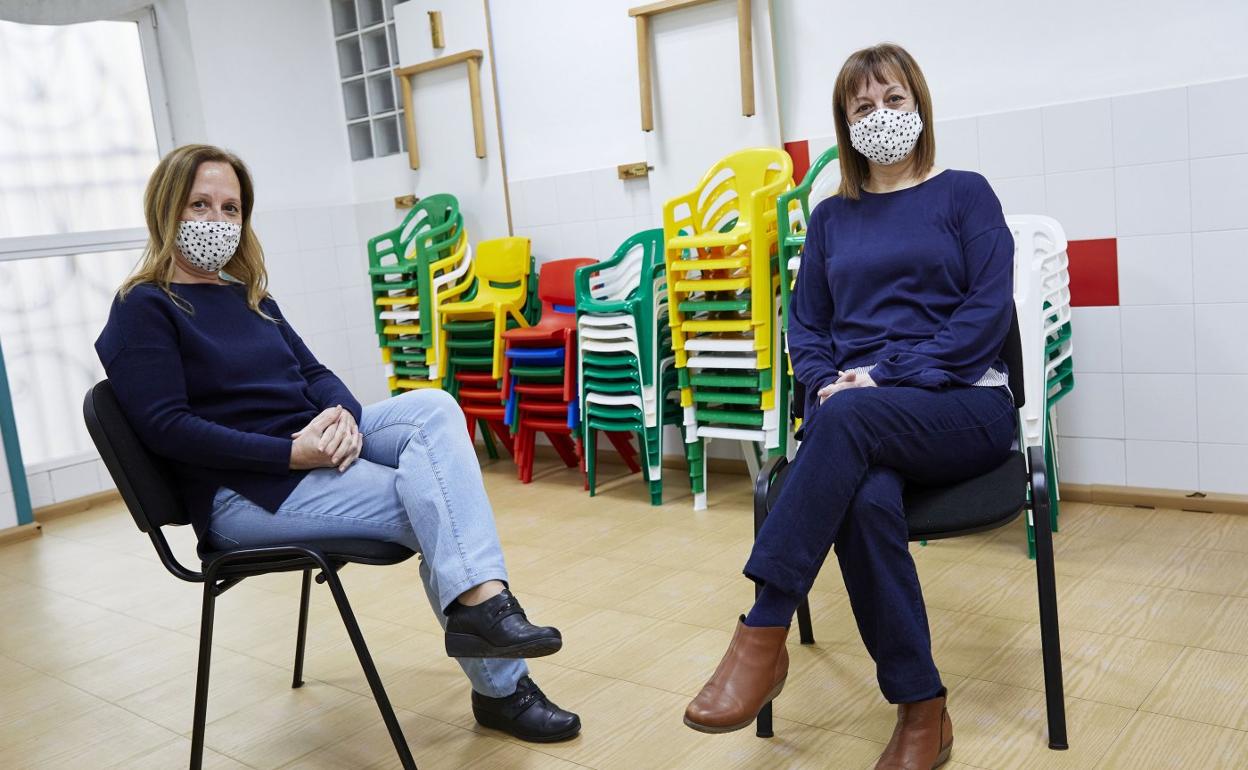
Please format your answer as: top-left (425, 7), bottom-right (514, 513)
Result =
top-left (662, 148), bottom-right (793, 509)
top-left (367, 193), bottom-right (474, 394)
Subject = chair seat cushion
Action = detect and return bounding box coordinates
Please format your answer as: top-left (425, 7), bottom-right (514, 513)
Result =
top-left (199, 538), bottom-right (416, 573)
top-left (904, 452), bottom-right (1028, 540)
top-left (764, 452), bottom-right (1028, 541)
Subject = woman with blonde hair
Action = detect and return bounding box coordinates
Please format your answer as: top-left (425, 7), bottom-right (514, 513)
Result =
top-left (684, 44), bottom-right (1016, 769)
top-left (95, 144), bottom-right (581, 742)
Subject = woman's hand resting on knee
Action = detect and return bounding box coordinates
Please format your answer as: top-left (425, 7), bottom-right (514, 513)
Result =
top-left (289, 405), bottom-right (363, 471)
top-left (817, 370), bottom-right (877, 405)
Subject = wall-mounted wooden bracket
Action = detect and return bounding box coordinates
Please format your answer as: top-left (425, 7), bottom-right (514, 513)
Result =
top-left (628, 0), bottom-right (754, 132)
top-left (395, 49), bottom-right (486, 170)
top-left (617, 162), bottom-right (654, 179)
top-left (394, 194), bottom-right (420, 209)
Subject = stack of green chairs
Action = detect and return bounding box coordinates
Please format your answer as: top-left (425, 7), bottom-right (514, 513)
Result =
top-left (775, 145), bottom-right (840, 441)
top-left (365, 193), bottom-right (470, 393)
top-left (1039, 296), bottom-right (1074, 554)
top-left (576, 229), bottom-right (700, 505)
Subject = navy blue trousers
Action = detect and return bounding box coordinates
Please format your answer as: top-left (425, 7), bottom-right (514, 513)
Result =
top-left (745, 385), bottom-right (1016, 703)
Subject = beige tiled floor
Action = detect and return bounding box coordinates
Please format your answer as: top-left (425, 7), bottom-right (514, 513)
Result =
top-left (3, 458), bottom-right (1248, 768)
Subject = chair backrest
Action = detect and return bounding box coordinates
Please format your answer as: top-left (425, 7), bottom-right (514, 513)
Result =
top-left (1007, 214), bottom-right (1068, 448)
top-left (537, 257), bottom-right (596, 308)
top-left (400, 193), bottom-right (461, 256)
top-left (367, 193), bottom-right (461, 270)
top-left (473, 236), bottom-right (531, 285)
top-left (778, 144), bottom-right (840, 243)
top-left (82, 380), bottom-right (189, 532)
top-left (691, 148), bottom-right (792, 234)
top-left (577, 229), bottom-right (665, 307)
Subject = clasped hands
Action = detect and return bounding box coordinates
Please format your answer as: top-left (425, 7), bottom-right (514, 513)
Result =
top-left (289, 405), bottom-right (362, 471)
top-left (817, 370), bottom-right (877, 405)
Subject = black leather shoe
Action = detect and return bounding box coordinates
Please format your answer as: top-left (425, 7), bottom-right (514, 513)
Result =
top-left (472, 676), bottom-right (581, 743)
top-left (444, 589), bottom-right (562, 659)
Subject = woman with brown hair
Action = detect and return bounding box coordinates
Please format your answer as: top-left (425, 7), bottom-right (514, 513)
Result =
top-left (95, 144), bottom-right (581, 743)
top-left (684, 44), bottom-right (1016, 770)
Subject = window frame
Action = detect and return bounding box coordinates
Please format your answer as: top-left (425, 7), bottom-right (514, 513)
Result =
top-left (0, 6), bottom-right (174, 265)
top-left (0, 6), bottom-right (177, 521)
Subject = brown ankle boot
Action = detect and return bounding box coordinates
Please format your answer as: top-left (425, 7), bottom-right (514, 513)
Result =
top-left (684, 616), bottom-right (789, 733)
top-left (875, 689), bottom-right (953, 769)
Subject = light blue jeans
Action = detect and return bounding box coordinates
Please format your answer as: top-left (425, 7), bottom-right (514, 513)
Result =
top-left (205, 389), bottom-right (528, 698)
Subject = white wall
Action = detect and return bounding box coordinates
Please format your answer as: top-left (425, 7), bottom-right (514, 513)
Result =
top-left (177, 0), bottom-right (354, 212)
top-left (642, 0), bottom-right (783, 212)
top-left (489, 0), bottom-right (645, 181)
top-left (774, 0), bottom-right (1248, 141)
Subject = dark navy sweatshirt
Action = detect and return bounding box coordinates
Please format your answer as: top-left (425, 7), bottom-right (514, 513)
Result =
top-left (94, 282), bottom-right (361, 537)
top-left (787, 169), bottom-right (1014, 418)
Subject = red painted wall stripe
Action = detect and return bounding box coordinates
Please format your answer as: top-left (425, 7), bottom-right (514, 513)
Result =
top-left (1067, 238), bottom-right (1118, 307)
top-left (784, 139), bottom-right (810, 185)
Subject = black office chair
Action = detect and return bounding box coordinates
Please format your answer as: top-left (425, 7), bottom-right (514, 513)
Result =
top-left (83, 380), bottom-right (420, 770)
top-left (754, 312), bottom-right (1068, 751)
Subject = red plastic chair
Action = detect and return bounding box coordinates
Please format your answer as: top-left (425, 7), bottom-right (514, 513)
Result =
top-left (456, 372), bottom-right (513, 457)
top-left (502, 258), bottom-right (595, 402)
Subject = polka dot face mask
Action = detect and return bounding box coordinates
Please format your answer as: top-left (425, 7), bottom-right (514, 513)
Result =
top-left (848, 107), bottom-right (924, 166)
top-left (175, 220), bottom-right (242, 273)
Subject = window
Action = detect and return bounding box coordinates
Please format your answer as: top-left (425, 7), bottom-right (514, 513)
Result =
top-left (331, 0), bottom-right (409, 161)
top-left (0, 15), bottom-right (169, 468)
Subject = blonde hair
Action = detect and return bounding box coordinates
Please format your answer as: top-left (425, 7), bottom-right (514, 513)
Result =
top-left (832, 43), bottom-right (936, 201)
top-left (121, 144), bottom-right (272, 316)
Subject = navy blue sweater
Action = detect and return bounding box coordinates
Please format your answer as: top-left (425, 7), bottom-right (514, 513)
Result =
top-left (788, 170), bottom-right (1014, 417)
top-left (95, 283), bottom-right (361, 537)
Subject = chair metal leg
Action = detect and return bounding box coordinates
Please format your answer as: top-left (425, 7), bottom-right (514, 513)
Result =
top-left (796, 598), bottom-right (815, 645)
top-left (320, 567), bottom-right (417, 769)
top-left (292, 569), bottom-right (312, 688)
top-left (190, 580), bottom-right (218, 770)
top-left (1029, 445), bottom-right (1068, 751)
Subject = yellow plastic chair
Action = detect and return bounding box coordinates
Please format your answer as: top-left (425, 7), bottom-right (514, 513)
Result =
top-left (438, 236), bottom-right (532, 378)
top-left (662, 148), bottom-right (792, 371)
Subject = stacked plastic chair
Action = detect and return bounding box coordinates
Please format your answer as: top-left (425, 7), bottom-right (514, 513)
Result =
top-left (1009, 214), bottom-right (1074, 557)
top-left (575, 229), bottom-right (695, 505)
top-left (775, 144), bottom-right (840, 442)
top-left (502, 257), bottom-right (626, 483)
top-left (438, 236), bottom-right (536, 460)
top-left (662, 148), bottom-right (793, 510)
top-left (366, 194), bottom-right (472, 393)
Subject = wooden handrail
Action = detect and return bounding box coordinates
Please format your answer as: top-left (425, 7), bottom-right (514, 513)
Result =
top-left (395, 49), bottom-right (486, 170)
top-left (628, 0), bottom-right (755, 131)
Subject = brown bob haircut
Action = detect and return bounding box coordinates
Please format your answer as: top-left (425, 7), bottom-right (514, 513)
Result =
top-left (832, 43), bottom-right (936, 200)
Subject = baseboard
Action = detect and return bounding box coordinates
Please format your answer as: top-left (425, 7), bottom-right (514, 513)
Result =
top-left (33, 490), bottom-right (121, 522)
top-left (523, 445), bottom-right (1248, 512)
top-left (0, 521), bottom-right (42, 546)
top-left (510, 444), bottom-right (756, 476)
top-left (1060, 483), bottom-right (1248, 514)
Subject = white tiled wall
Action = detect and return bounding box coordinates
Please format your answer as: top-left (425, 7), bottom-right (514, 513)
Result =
top-left (508, 167), bottom-right (658, 265)
top-left (22, 455), bottom-right (115, 511)
top-left (906, 76), bottom-right (1248, 494)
